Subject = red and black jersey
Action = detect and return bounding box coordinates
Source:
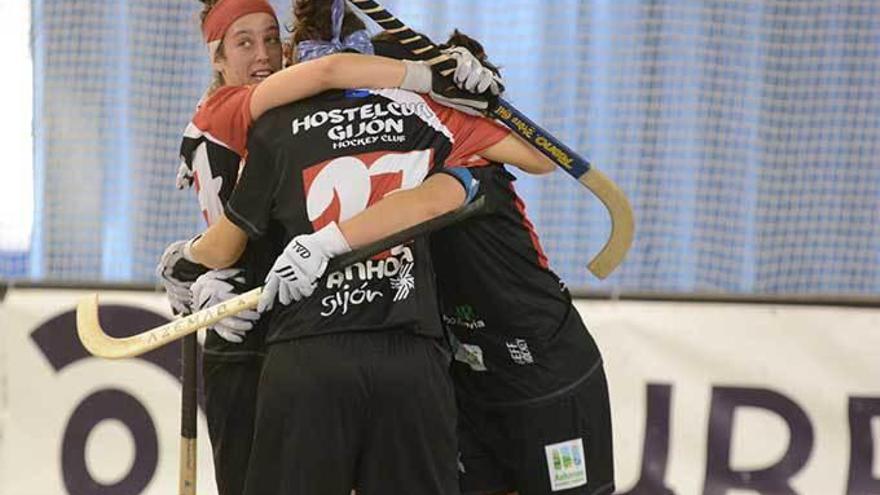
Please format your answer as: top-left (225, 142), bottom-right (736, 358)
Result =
top-left (179, 85), bottom-right (256, 225)
top-left (226, 88), bottom-right (508, 344)
top-left (431, 165), bottom-right (602, 405)
top-left (178, 85), bottom-right (280, 359)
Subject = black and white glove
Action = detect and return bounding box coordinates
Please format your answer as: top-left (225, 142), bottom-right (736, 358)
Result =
top-left (175, 160), bottom-right (194, 190)
top-left (191, 268), bottom-right (260, 343)
top-left (258, 222), bottom-right (351, 313)
top-left (443, 46), bottom-right (504, 96)
top-left (156, 237), bottom-right (208, 316)
top-left (399, 47), bottom-right (504, 116)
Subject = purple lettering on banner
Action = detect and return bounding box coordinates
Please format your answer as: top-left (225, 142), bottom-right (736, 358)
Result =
top-left (618, 383), bottom-right (677, 495)
top-left (703, 386), bottom-right (813, 495)
top-left (61, 389), bottom-right (157, 494)
top-left (847, 397), bottom-right (880, 495)
top-left (29, 304), bottom-right (203, 495)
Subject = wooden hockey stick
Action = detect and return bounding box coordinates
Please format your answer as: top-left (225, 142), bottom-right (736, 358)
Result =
top-left (179, 333), bottom-right (197, 495)
top-left (77, 197), bottom-right (488, 359)
top-left (350, 0), bottom-right (634, 278)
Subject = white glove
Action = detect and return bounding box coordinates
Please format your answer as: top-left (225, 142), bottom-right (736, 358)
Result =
top-left (258, 222), bottom-right (351, 313)
top-left (192, 268), bottom-right (260, 343)
top-left (156, 237), bottom-right (206, 316)
top-left (443, 45), bottom-right (503, 96)
top-left (399, 53), bottom-right (502, 116)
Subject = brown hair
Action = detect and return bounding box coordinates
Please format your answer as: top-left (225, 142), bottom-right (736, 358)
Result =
top-left (291, 0), bottom-right (366, 47)
top-left (370, 28), bottom-right (503, 76)
top-left (198, 0), bottom-right (222, 24)
top-left (441, 29), bottom-right (501, 76)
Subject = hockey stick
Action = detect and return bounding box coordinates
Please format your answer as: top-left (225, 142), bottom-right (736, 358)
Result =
top-left (179, 333), bottom-right (197, 495)
top-left (77, 196), bottom-right (488, 359)
top-left (350, 0), bottom-right (634, 279)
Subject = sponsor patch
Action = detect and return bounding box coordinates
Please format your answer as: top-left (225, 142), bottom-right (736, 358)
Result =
top-left (442, 304), bottom-right (486, 330)
top-left (545, 438), bottom-right (587, 491)
top-left (454, 343), bottom-right (487, 371)
top-left (320, 245), bottom-right (414, 317)
top-left (506, 338), bottom-right (534, 365)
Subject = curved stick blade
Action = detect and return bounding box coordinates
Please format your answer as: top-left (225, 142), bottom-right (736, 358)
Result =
top-left (580, 169), bottom-right (635, 279)
top-left (76, 293), bottom-right (123, 358)
top-left (76, 288), bottom-right (263, 359)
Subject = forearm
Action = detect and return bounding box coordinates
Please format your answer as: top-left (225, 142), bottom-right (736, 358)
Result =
top-left (339, 174), bottom-right (466, 249)
top-left (250, 54), bottom-right (406, 119)
top-left (478, 134), bottom-right (557, 175)
top-left (322, 53), bottom-right (406, 91)
top-left (188, 215), bottom-right (249, 269)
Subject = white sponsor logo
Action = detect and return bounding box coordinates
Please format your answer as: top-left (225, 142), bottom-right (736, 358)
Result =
top-left (390, 262), bottom-right (415, 302)
top-left (545, 438), bottom-right (588, 491)
top-left (454, 343), bottom-right (487, 372)
top-left (325, 245), bottom-right (414, 288)
top-left (506, 338), bottom-right (534, 365)
top-left (319, 282), bottom-right (383, 317)
top-left (442, 314), bottom-right (487, 330)
top-left (328, 119), bottom-right (406, 150)
top-left (291, 101), bottom-right (434, 150)
top-left (320, 245), bottom-right (415, 317)
top-left (443, 304), bottom-right (486, 330)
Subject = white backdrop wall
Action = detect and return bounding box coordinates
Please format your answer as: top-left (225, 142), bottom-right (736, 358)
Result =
top-left (0, 289), bottom-right (878, 494)
top-left (18, 0), bottom-right (880, 294)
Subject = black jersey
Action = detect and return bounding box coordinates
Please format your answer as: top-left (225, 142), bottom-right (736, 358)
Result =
top-left (431, 165), bottom-right (602, 405)
top-left (227, 88), bottom-right (508, 344)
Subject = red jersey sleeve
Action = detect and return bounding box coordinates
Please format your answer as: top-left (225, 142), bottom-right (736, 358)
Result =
top-left (192, 85), bottom-right (257, 158)
top-left (426, 99), bottom-right (510, 168)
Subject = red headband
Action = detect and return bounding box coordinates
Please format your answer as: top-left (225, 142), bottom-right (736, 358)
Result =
top-left (201, 0), bottom-right (277, 44)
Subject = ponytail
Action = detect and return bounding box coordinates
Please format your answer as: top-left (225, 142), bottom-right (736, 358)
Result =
top-left (291, 0), bottom-right (367, 47)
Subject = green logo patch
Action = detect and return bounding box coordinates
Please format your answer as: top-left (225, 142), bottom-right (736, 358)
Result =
top-left (544, 438), bottom-right (587, 492)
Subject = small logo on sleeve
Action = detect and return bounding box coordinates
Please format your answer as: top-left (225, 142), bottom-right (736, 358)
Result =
top-left (545, 438), bottom-right (588, 491)
top-left (506, 338), bottom-right (534, 365)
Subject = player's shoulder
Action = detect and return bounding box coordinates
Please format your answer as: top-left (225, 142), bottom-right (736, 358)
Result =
top-left (250, 89), bottom-right (343, 131)
top-left (248, 101), bottom-right (296, 144)
top-left (196, 86), bottom-right (254, 120)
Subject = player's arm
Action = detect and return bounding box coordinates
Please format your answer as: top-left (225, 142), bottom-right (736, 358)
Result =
top-left (170, 164), bottom-right (478, 290)
top-left (339, 172), bottom-right (469, 249)
top-left (434, 98), bottom-right (556, 176)
top-left (187, 215), bottom-right (249, 269)
top-left (187, 125), bottom-right (281, 269)
top-left (251, 53), bottom-right (420, 119)
top-left (257, 169), bottom-right (476, 311)
top-left (477, 133), bottom-right (556, 175)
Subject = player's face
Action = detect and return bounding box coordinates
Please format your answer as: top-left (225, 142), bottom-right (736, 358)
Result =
top-left (215, 13), bottom-right (283, 87)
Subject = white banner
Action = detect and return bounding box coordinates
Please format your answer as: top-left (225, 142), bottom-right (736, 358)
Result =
top-left (0, 290), bottom-right (878, 494)
top-left (577, 300), bottom-right (880, 495)
top-left (0, 288), bottom-right (217, 495)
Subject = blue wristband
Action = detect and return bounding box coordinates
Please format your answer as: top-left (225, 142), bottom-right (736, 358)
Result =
top-left (440, 167), bottom-right (480, 204)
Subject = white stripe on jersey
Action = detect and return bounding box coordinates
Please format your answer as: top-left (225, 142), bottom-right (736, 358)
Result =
top-left (192, 141), bottom-right (226, 226)
top-left (370, 89), bottom-right (454, 142)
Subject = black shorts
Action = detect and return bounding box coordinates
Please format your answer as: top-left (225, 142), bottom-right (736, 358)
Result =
top-left (243, 331), bottom-right (458, 495)
top-left (201, 318), bottom-right (267, 495)
top-left (202, 355), bottom-right (262, 495)
top-left (457, 364), bottom-right (615, 495)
